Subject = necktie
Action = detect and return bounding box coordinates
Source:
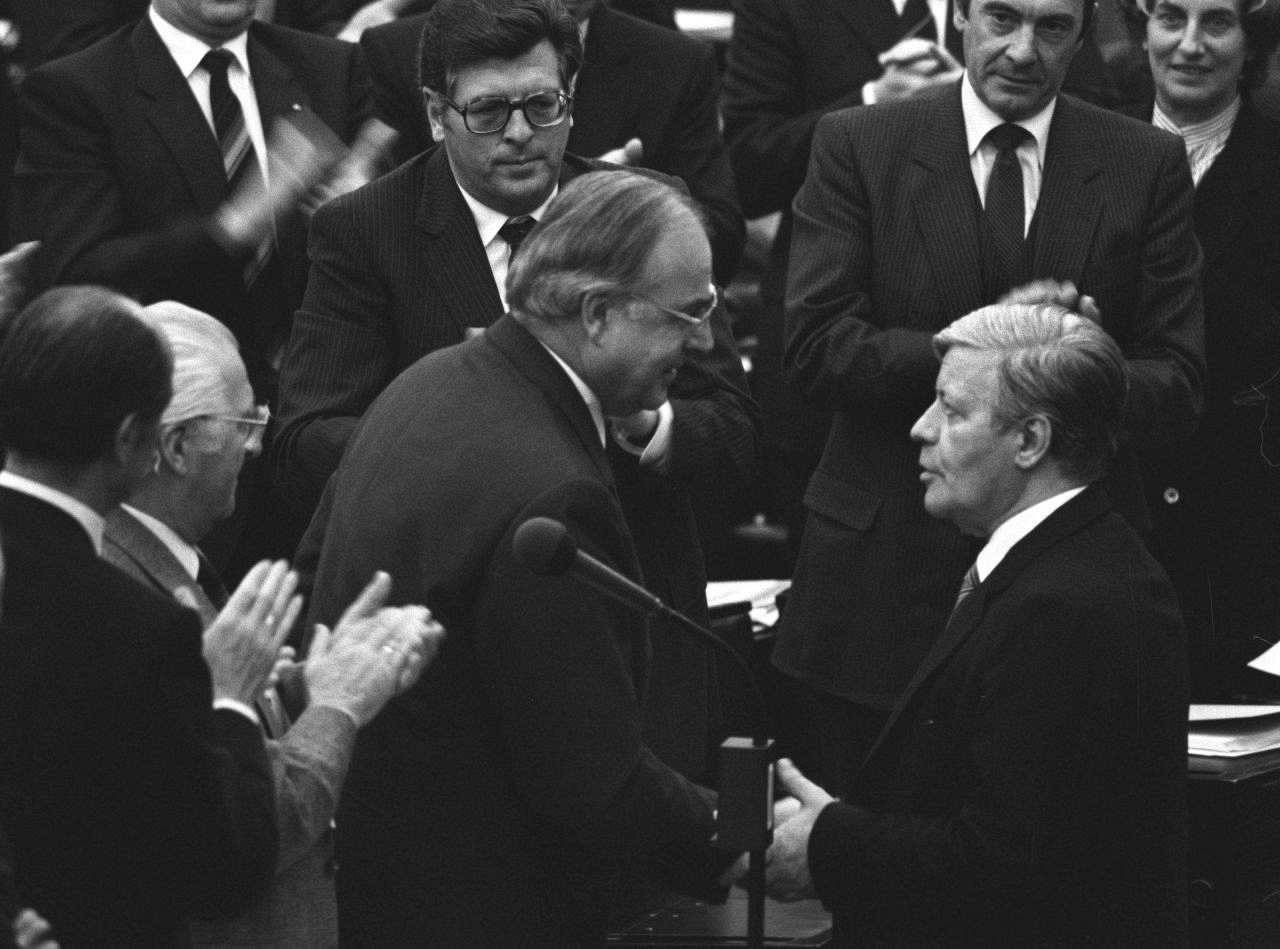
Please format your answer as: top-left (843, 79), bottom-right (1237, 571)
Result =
top-left (900, 0), bottom-right (937, 40)
top-left (499, 215), bottom-right (537, 260)
top-left (195, 548), bottom-right (230, 610)
top-left (202, 49), bottom-right (271, 283)
top-left (951, 562), bottom-right (980, 617)
top-left (983, 123), bottom-right (1030, 278)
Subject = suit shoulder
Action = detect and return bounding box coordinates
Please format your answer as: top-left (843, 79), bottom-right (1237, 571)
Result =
top-left (596, 8), bottom-right (711, 62)
top-left (361, 11), bottom-right (426, 58)
top-left (563, 151), bottom-right (681, 190)
top-left (250, 20), bottom-right (361, 60)
top-left (1058, 94), bottom-right (1183, 155)
top-left (318, 150), bottom-right (428, 219)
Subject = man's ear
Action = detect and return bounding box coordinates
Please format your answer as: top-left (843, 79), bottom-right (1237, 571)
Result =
top-left (1013, 414), bottom-right (1052, 470)
top-left (113, 412), bottom-right (161, 473)
top-left (424, 89), bottom-right (447, 144)
top-left (156, 423), bottom-right (192, 476)
top-left (579, 289), bottom-right (614, 343)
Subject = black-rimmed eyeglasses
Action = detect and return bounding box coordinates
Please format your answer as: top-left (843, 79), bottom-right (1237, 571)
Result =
top-left (433, 89), bottom-right (573, 135)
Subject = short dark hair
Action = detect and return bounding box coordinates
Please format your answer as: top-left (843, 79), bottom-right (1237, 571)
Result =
top-left (417, 0), bottom-right (583, 98)
top-left (1126, 0), bottom-right (1280, 89)
top-left (0, 286), bottom-right (172, 465)
top-left (507, 170), bottom-right (704, 324)
top-left (934, 303), bottom-right (1128, 484)
top-left (956, 0), bottom-right (1097, 39)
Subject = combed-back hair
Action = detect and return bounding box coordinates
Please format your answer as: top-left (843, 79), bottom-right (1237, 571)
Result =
top-left (0, 286), bottom-right (171, 465)
top-left (955, 0), bottom-right (1097, 38)
top-left (139, 301), bottom-right (247, 428)
top-left (418, 0), bottom-right (582, 98)
top-left (506, 170), bottom-right (704, 324)
top-left (933, 303), bottom-right (1128, 483)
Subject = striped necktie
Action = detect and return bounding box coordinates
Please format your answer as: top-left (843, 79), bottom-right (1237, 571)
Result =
top-left (201, 48), bottom-right (272, 283)
top-left (951, 562), bottom-right (980, 617)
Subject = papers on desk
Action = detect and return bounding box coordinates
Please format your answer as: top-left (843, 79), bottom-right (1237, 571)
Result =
top-left (706, 579), bottom-right (790, 631)
top-left (1189, 705), bottom-right (1280, 757)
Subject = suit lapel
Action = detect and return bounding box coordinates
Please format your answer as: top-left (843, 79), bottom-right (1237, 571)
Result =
top-left (1193, 104), bottom-right (1269, 268)
top-left (102, 508), bottom-right (220, 627)
top-left (862, 487), bottom-right (1112, 769)
top-left (415, 149), bottom-right (506, 338)
top-left (247, 24), bottom-right (311, 131)
top-left (1031, 97), bottom-right (1105, 281)
top-left (912, 87), bottom-right (987, 315)
top-left (132, 18), bottom-right (228, 215)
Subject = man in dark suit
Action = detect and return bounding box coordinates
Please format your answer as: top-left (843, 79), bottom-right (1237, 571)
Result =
top-left (771, 0), bottom-right (1204, 791)
top-left (748, 304), bottom-right (1189, 945)
top-left (358, 0), bottom-right (744, 283)
top-left (721, 0), bottom-right (1139, 562)
top-left (12, 0), bottom-right (374, 399)
top-left (306, 171), bottom-right (733, 945)
top-left (276, 0), bottom-right (759, 784)
top-left (100, 300), bottom-right (442, 948)
top-left (0, 286), bottom-right (285, 946)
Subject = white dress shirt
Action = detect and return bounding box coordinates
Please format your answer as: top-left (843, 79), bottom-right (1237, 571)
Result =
top-left (148, 5), bottom-right (270, 185)
top-left (456, 182), bottom-right (558, 314)
top-left (974, 486), bottom-right (1085, 582)
top-left (962, 74), bottom-right (1055, 237)
top-left (0, 469), bottom-right (105, 554)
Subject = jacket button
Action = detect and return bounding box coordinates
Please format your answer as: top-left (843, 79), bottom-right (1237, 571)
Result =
top-left (1163, 487), bottom-right (1180, 505)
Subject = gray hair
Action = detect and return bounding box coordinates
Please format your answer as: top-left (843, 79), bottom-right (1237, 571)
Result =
top-left (933, 303), bottom-right (1128, 482)
top-left (506, 170), bottom-right (704, 324)
top-left (138, 301), bottom-right (247, 428)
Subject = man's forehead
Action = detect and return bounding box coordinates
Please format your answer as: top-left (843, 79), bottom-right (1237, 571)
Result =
top-left (938, 347), bottom-right (1000, 397)
top-left (446, 44), bottom-right (566, 96)
top-left (971, 0), bottom-right (1083, 20)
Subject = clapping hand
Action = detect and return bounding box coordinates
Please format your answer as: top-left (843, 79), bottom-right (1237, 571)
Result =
top-left (202, 560), bottom-right (302, 708)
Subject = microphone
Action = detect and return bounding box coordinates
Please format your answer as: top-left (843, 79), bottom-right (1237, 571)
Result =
top-left (513, 517), bottom-right (667, 617)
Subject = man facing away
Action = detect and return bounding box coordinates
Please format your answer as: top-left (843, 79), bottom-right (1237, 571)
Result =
top-left (744, 304), bottom-right (1189, 945)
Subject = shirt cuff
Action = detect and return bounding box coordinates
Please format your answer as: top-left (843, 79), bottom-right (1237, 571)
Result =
top-left (612, 400), bottom-right (674, 472)
top-left (213, 697), bottom-right (261, 728)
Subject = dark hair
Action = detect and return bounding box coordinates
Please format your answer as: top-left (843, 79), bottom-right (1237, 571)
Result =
top-left (934, 303), bottom-right (1128, 483)
top-left (955, 0), bottom-right (1097, 38)
top-left (506, 170), bottom-right (705, 324)
top-left (1125, 0), bottom-right (1280, 89)
top-left (417, 0), bottom-right (583, 98)
top-left (0, 286), bottom-right (172, 464)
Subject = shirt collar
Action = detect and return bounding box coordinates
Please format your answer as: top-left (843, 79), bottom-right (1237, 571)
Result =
top-left (121, 504), bottom-right (202, 580)
top-left (961, 73), bottom-right (1054, 170)
top-left (148, 5), bottom-right (251, 80)
top-left (1152, 96), bottom-right (1240, 152)
top-left (456, 181), bottom-right (559, 249)
top-left (537, 343), bottom-right (607, 448)
top-left (975, 485), bottom-right (1085, 581)
top-left (0, 469), bottom-right (106, 555)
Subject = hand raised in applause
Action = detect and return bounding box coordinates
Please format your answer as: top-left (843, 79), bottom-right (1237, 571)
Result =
top-left (200, 560), bottom-right (302, 708)
top-left (12, 907), bottom-right (60, 949)
top-left (1001, 279), bottom-right (1102, 323)
top-left (305, 571), bottom-right (446, 728)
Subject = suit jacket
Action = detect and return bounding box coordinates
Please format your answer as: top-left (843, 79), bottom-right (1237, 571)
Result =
top-left (0, 488), bottom-right (277, 946)
top-left (1140, 100), bottom-right (1280, 697)
top-left (102, 506), bottom-right (355, 948)
top-left (774, 84), bottom-right (1204, 708)
top-left (722, 0), bottom-right (1143, 461)
top-left (359, 5), bottom-right (745, 283)
top-left (808, 487), bottom-right (1189, 945)
top-left (275, 145), bottom-right (760, 780)
top-left (303, 316), bottom-right (727, 945)
top-left (12, 16), bottom-right (373, 394)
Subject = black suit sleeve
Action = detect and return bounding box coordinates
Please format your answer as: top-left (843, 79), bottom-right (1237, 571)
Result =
top-left (131, 609), bottom-right (278, 920)
top-left (475, 480), bottom-right (731, 897)
top-left (272, 190), bottom-right (393, 516)
top-left (721, 0), bottom-right (866, 218)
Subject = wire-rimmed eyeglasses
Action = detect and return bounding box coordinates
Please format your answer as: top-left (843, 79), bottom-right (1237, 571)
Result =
top-left (622, 284), bottom-right (720, 331)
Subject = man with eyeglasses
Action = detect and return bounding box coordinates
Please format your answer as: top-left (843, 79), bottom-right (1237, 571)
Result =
top-left (306, 169), bottom-right (738, 945)
top-left (276, 0), bottom-right (759, 788)
top-left (101, 300), bottom-right (444, 948)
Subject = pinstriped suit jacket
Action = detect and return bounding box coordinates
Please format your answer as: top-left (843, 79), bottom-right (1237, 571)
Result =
top-left (773, 83), bottom-right (1205, 709)
top-left (102, 506), bottom-right (357, 948)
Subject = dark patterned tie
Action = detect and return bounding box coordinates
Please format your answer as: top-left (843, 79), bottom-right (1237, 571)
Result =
top-left (950, 562), bottom-right (980, 619)
top-left (983, 123), bottom-right (1031, 278)
top-left (499, 215), bottom-right (537, 260)
top-left (202, 48), bottom-right (272, 283)
top-left (195, 548), bottom-right (230, 610)
top-left (900, 0), bottom-right (937, 40)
